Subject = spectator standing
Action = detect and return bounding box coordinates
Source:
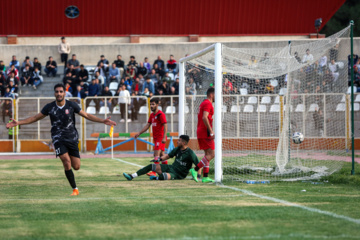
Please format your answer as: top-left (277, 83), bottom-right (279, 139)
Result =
top-left (130, 91), bottom-right (140, 122)
top-left (58, 37), bottom-right (71, 72)
top-left (21, 65), bottom-right (33, 86)
top-left (2, 99), bottom-right (12, 123)
top-left (77, 65), bottom-right (89, 83)
top-left (313, 108), bottom-right (324, 136)
top-left (67, 54), bottom-right (80, 72)
top-left (33, 58), bottom-right (42, 75)
top-left (330, 44), bottom-right (339, 61)
top-left (9, 55), bottom-right (20, 70)
top-left (142, 77), bottom-right (155, 94)
top-left (45, 56), bottom-right (57, 77)
top-left (153, 56), bottom-right (165, 71)
top-left (302, 49), bottom-right (314, 64)
top-left (108, 63), bottom-right (121, 84)
top-left (144, 57), bottom-right (151, 72)
top-left (114, 55), bottom-right (125, 77)
top-left (32, 67), bottom-right (43, 89)
top-left (118, 84), bottom-right (131, 122)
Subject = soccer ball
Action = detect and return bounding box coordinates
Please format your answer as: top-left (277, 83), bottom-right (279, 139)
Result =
top-left (292, 132), bottom-right (304, 144)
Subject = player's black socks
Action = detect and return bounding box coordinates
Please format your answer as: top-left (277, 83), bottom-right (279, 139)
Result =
top-left (203, 173), bottom-right (209, 177)
top-left (194, 166), bottom-right (200, 171)
top-left (65, 169), bottom-right (77, 189)
top-left (136, 164), bottom-right (152, 176)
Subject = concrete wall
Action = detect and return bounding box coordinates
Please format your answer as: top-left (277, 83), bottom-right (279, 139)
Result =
top-left (0, 38), bottom-right (359, 65)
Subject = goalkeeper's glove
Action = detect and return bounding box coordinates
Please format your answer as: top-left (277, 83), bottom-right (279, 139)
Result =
top-left (150, 158), bottom-right (161, 163)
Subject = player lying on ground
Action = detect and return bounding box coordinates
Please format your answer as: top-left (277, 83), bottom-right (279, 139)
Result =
top-left (123, 135), bottom-right (199, 181)
top-left (6, 83), bottom-right (116, 196)
top-left (189, 87), bottom-right (215, 183)
top-left (134, 98), bottom-right (168, 177)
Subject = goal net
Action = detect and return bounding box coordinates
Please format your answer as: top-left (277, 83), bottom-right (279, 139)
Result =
top-left (179, 25), bottom-right (353, 182)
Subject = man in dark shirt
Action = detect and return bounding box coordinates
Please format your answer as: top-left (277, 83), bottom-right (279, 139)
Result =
top-left (136, 62), bottom-right (148, 77)
top-left (45, 56), bottom-right (57, 77)
top-left (153, 56), bottom-right (165, 70)
top-left (77, 65), bottom-right (89, 83)
top-left (114, 55), bottom-right (125, 77)
top-left (123, 135), bottom-right (199, 181)
top-left (100, 86), bottom-right (113, 110)
top-left (97, 55), bottom-right (109, 71)
top-left (6, 83), bottom-right (116, 196)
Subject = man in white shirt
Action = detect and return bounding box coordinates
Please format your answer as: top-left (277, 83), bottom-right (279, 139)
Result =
top-left (58, 37), bottom-right (71, 73)
top-left (302, 49), bottom-right (314, 64)
top-left (328, 59), bottom-right (339, 82)
top-left (118, 84), bottom-right (131, 122)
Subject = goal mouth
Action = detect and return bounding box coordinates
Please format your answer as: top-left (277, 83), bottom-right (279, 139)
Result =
top-left (179, 25), bottom-right (354, 182)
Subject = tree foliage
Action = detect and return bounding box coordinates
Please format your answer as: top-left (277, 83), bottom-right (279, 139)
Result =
top-left (320, 0), bottom-right (360, 37)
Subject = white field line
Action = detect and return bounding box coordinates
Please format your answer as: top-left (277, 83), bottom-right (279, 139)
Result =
top-left (138, 234), bottom-right (360, 240)
top-left (113, 157), bottom-right (144, 168)
top-left (220, 184), bottom-right (360, 225)
top-left (114, 157), bottom-right (360, 225)
top-left (0, 194), bottom-right (242, 202)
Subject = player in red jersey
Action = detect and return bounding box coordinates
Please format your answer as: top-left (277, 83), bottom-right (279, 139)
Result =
top-left (135, 98), bottom-right (168, 177)
top-left (189, 87), bottom-right (215, 183)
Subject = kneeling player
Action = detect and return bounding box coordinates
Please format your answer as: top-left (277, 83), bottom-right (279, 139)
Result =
top-left (123, 135), bottom-right (199, 181)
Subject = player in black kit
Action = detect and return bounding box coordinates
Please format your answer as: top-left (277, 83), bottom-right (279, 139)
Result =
top-left (6, 83), bottom-right (116, 196)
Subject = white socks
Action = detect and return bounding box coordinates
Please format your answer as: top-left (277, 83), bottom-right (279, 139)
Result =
top-left (131, 173), bottom-right (138, 178)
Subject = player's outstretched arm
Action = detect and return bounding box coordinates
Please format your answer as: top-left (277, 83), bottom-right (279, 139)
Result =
top-left (134, 123), bottom-right (151, 138)
top-left (78, 110), bottom-right (116, 126)
top-left (6, 113), bottom-right (46, 129)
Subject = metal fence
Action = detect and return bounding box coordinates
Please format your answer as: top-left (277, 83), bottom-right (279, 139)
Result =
top-left (0, 93), bottom-right (359, 152)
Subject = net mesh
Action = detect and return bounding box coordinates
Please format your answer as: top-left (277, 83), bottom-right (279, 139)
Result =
top-left (182, 26), bottom-right (352, 181)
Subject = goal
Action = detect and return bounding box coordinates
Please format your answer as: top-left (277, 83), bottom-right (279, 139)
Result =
top-left (179, 25), bottom-right (354, 182)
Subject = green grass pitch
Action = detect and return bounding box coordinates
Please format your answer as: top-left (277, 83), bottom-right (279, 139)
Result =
top-left (0, 157), bottom-right (360, 240)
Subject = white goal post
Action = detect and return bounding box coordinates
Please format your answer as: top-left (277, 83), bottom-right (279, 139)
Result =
top-left (179, 43), bottom-right (223, 183)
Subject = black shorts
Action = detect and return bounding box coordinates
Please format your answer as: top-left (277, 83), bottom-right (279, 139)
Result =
top-left (54, 141), bottom-right (80, 158)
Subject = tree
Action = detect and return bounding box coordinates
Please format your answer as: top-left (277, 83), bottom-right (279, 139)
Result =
top-left (320, 0), bottom-right (360, 37)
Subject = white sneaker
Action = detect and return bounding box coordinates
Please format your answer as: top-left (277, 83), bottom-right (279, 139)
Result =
top-left (127, 119), bottom-right (132, 122)
top-left (33, 85), bottom-right (36, 89)
top-left (120, 119), bottom-right (125, 122)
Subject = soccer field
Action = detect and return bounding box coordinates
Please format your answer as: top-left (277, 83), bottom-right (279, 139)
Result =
top-left (1, 156), bottom-right (360, 240)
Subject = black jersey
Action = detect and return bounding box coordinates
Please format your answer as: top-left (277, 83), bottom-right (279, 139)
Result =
top-left (41, 100), bottom-right (81, 144)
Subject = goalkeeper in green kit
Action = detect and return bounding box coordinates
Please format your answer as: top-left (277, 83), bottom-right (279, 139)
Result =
top-left (123, 135), bottom-right (199, 181)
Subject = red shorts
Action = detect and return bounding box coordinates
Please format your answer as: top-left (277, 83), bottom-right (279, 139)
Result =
top-left (197, 138), bottom-right (215, 150)
top-left (154, 139), bottom-right (166, 151)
